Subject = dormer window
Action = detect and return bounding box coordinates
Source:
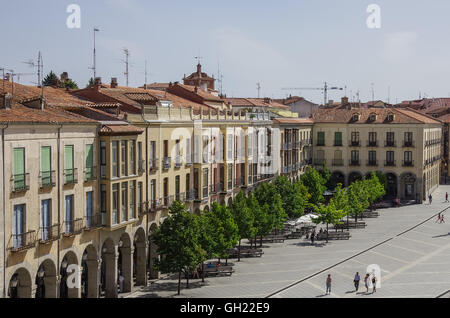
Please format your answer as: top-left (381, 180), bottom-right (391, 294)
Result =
top-left (352, 113), bottom-right (360, 122)
top-left (387, 113), bottom-right (395, 122)
top-left (369, 113), bottom-right (377, 122)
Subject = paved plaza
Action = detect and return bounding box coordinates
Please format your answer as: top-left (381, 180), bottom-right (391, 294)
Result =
top-left (127, 186), bottom-right (450, 298)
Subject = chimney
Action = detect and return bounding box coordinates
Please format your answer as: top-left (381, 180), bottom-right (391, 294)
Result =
top-left (94, 77), bottom-right (102, 86)
top-left (264, 97), bottom-right (271, 104)
top-left (111, 77), bottom-right (118, 88)
top-left (197, 63), bottom-right (201, 74)
top-left (341, 96), bottom-right (349, 105)
top-left (60, 72), bottom-right (69, 82)
top-left (0, 93), bottom-right (12, 110)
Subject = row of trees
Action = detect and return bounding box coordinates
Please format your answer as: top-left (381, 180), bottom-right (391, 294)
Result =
top-left (151, 168), bottom-right (386, 294)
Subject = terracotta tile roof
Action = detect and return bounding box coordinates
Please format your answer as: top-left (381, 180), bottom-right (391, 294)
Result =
top-left (171, 83), bottom-right (222, 102)
top-left (99, 124), bottom-right (144, 135)
top-left (224, 97), bottom-right (290, 110)
top-left (437, 113), bottom-right (450, 123)
top-left (0, 102), bottom-right (97, 124)
top-left (139, 82), bottom-right (170, 90)
top-left (312, 108), bottom-right (441, 124)
top-left (273, 118), bottom-right (314, 124)
top-left (0, 79), bottom-right (93, 107)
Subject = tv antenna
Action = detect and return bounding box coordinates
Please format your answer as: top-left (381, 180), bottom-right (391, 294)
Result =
top-left (22, 51), bottom-right (43, 87)
top-left (89, 27), bottom-right (100, 79)
top-left (122, 48), bottom-right (130, 87)
top-left (281, 82), bottom-right (344, 105)
top-left (195, 56), bottom-right (203, 65)
top-left (257, 82), bottom-right (261, 98)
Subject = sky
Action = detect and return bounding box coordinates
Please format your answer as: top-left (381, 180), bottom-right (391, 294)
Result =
top-left (2, 0), bottom-right (450, 104)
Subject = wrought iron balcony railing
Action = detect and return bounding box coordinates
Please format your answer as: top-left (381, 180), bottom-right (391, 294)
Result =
top-left (84, 214), bottom-right (102, 230)
top-left (149, 158), bottom-right (159, 172)
top-left (402, 160), bottom-right (414, 167)
top-left (39, 224), bottom-right (60, 243)
top-left (11, 173), bottom-right (30, 193)
top-left (384, 160), bottom-right (396, 167)
top-left (11, 230), bottom-right (36, 251)
top-left (332, 159), bottom-right (343, 166)
top-left (39, 170), bottom-right (56, 188)
top-left (163, 157), bottom-right (171, 170)
top-left (84, 166), bottom-right (96, 182)
top-left (367, 140), bottom-right (378, 147)
top-left (63, 218), bottom-right (84, 236)
top-left (367, 160), bottom-right (378, 167)
top-left (64, 168), bottom-right (78, 185)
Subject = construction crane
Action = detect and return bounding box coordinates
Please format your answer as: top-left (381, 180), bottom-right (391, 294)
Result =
top-left (281, 82), bottom-right (344, 105)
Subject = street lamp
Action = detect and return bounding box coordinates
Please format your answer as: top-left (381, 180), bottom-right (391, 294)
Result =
top-left (118, 240), bottom-right (123, 248)
top-left (38, 266), bottom-right (45, 278)
top-left (61, 259), bottom-right (68, 269)
top-left (10, 275), bottom-right (18, 288)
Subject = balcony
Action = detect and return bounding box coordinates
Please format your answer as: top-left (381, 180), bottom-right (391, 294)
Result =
top-left (84, 166), bottom-right (96, 182)
top-left (349, 159), bottom-right (360, 166)
top-left (303, 139), bottom-right (312, 146)
top-left (334, 141), bottom-right (343, 147)
top-left (163, 157), bottom-right (171, 170)
top-left (332, 159), bottom-right (344, 166)
top-left (384, 160), bottom-right (396, 167)
top-left (39, 224), bottom-right (60, 243)
top-left (403, 141), bottom-right (414, 148)
top-left (149, 199), bottom-right (164, 211)
top-left (11, 173), bottom-right (30, 193)
top-left (63, 218), bottom-right (84, 236)
top-left (39, 170), bottom-right (56, 188)
top-left (149, 158), bottom-right (159, 172)
top-left (64, 168), bottom-right (78, 185)
top-left (384, 140), bottom-right (396, 147)
top-left (163, 195), bottom-right (174, 208)
top-left (227, 180), bottom-right (233, 191)
top-left (349, 140), bottom-right (360, 147)
top-left (367, 160), bottom-right (378, 167)
top-left (185, 189), bottom-right (196, 201)
top-left (293, 141), bottom-right (301, 149)
top-left (175, 192), bottom-right (185, 202)
top-left (239, 176), bottom-right (245, 187)
top-left (84, 214), bottom-right (102, 230)
top-left (402, 160), bottom-right (414, 167)
top-left (316, 142), bottom-right (325, 147)
top-left (202, 186), bottom-right (209, 199)
top-left (282, 143), bottom-right (292, 151)
top-left (138, 201), bottom-right (149, 216)
top-left (138, 160), bottom-right (146, 175)
top-left (11, 231), bottom-right (36, 251)
top-left (283, 165), bottom-right (292, 173)
top-left (367, 140), bottom-right (378, 147)
top-left (314, 159), bottom-right (326, 166)
top-left (175, 155), bottom-right (182, 168)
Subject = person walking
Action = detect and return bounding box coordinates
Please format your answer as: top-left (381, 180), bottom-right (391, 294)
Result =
top-left (364, 274), bottom-right (370, 293)
top-left (311, 229), bottom-right (315, 245)
top-left (446, 192), bottom-right (449, 202)
top-left (429, 194), bottom-right (432, 205)
top-left (371, 274), bottom-right (377, 294)
top-left (354, 272), bottom-right (360, 292)
top-left (436, 212), bottom-right (442, 223)
top-left (440, 214), bottom-right (445, 223)
top-left (326, 274), bottom-right (332, 295)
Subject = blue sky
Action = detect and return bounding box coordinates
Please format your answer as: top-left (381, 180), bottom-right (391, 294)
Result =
top-left (2, 0), bottom-right (450, 104)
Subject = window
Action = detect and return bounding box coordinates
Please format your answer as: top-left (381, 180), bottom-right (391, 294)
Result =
top-left (352, 113), bottom-right (360, 121)
top-left (85, 144), bottom-right (94, 180)
top-left (203, 168), bottom-right (209, 198)
top-left (203, 135), bottom-right (209, 164)
top-left (137, 182), bottom-right (142, 213)
top-left (149, 141), bottom-right (156, 169)
top-left (65, 195), bottom-right (74, 233)
top-left (186, 173), bottom-right (190, 192)
top-left (121, 141), bottom-right (128, 176)
top-left (386, 151), bottom-right (394, 164)
top-left (41, 146), bottom-right (52, 186)
top-left (150, 179), bottom-right (156, 208)
top-left (387, 113), bottom-right (395, 121)
top-left (386, 132), bottom-right (395, 147)
top-left (41, 199), bottom-right (51, 240)
top-left (369, 151), bottom-right (377, 165)
top-left (175, 139), bottom-right (181, 166)
top-left (351, 132), bottom-right (359, 144)
top-left (112, 184), bottom-right (119, 225)
top-left (334, 132), bottom-right (342, 146)
top-left (186, 138), bottom-right (192, 164)
top-left (101, 184), bottom-right (107, 224)
top-left (404, 132), bottom-right (413, 146)
top-left (163, 178), bottom-right (169, 205)
top-left (130, 181), bottom-right (136, 219)
top-left (121, 182), bottom-right (128, 222)
top-left (404, 151), bottom-right (413, 163)
top-left (13, 204), bottom-right (25, 248)
top-left (351, 150), bottom-right (359, 162)
top-left (64, 145), bottom-right (75, 184)
top-left (130, 140), bottom-right (136, 175)
top-left (227, 164), bottom-right (233, 189)
top-left (227, 134), bottom-right (233, 160)
top-left (369, 113), bottom-right (377, 121)
top-left (369, 132), bottom-right (377, 146)
top-left (13, 148), bottom-right (26, 191)
top-left (112, 141), bottom-right (119, 178)
top-left (100, 141), bottom-right (106, 178)
top-left (175, 176), bottom-right (180, 201)
top-left (86, 191), bottom-right (93, 227)
top-left (317, 132), bottom-right (325, 146)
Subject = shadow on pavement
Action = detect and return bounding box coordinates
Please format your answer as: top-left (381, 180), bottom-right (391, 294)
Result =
top-left (432, 232), bottom-right (450, 238)
top-left (291, 242), bottom-right (327, 248)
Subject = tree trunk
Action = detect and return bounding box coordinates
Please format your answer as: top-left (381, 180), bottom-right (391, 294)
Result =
top-left (326, 223), bottom-right (329, 243)
top-left (238, 239), bottom-right (241, 262)
top-left (202, 263), bottom-right (205, 283)
top-left (186, 270), bottom-right (190, 289)
top-left (347, 214), bottom-right (349, 231)
top-left (260, 235), bottom-right (262, 247)
top-left (225, 258), bottom-right (228, 266)
top-left (178, 271), bottom-right (181, 295)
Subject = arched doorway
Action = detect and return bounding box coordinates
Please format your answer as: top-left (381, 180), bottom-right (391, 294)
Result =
top-left (118, 233), bottom-right (132, 293)
top-left (385, 173), bottom-right (398, 198)
top-left (401, 173), bottom-right (417, 200)
top-left (194, 208), bottom-right (201, 216)
top-left (330, 171), bottom-right (346, 189)
top-left (100, 238), bottom-right (117, 298)
top-left (8, 268), bottom-right (32, 298)
top-left (60, 251), bottom-right (79, 298)
top-left (133, 228), bottom-right (147, 286)
top-left (81, 245), bottom-right (98, 298)
top-left (35, 259), bottom-right (57, 298)
top-left (348, 172), bottom-right (363, 185)
top-left (227, 197), bottom-right (233, 207)
top-left (203, 205), bottom-right (210, 213)
top-left (148, 223), bottom-right (159, 280)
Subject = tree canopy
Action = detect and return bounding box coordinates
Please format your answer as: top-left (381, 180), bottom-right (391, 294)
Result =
top-left (300, 167), bottom-right (327, 205)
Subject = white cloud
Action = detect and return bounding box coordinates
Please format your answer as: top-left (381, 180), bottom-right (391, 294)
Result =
top-left (381, 31), bottom-right (418, 62)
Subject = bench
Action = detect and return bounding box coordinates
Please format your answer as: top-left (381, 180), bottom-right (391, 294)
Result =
top-left (316, 232), bottom-right (351, 240)
top-left (361, 211), bottom-right (379, 218)
top-left (203, 265), bottom-right (235, 277)
top-left (260, 235), bottom-right (285, 243)
top-left (334, 221), bottom-right (366, 229)
top-left (228, 248), bottom-right (264, 258)
top-left (285, 231), bottom-right (303, 239)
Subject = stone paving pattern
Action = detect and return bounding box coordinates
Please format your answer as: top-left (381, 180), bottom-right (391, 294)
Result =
top-left (127, 186), bottom-right (450, 298)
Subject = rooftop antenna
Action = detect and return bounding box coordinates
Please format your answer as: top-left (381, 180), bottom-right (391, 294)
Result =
top-left (217, 60), bottom-right (224, 95)
top-left (257, 82), bottom-right (261, 98)
top-left (144, 59), bottom-right (147, 89)
top-left (195, 55), bottom-right (203, 65)
top-left (22, 51), bottom-right (43, 87)
top-left (89, 27), bottom-right (100, 79)
top-left (387, 86), bottom-right (391, 104)
top-left (371, 82), bottom-right (375, 102)
top-left (0, 67), bottom-right (5, 92)
top-left (123, 48), bottom-right (130, 87)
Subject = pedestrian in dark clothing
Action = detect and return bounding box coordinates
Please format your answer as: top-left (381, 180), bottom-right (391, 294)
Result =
top-left (326, 274), bottom-right (332, 295)
top-left (446, 192), bottom-right (449, 202)
top-left (310, 230), bottom-right (315, 245)
top-left (371, 275), bottom-right (377, 293)
top-left (429, 194), bottom-right (432, 204)
top-left (354, 272), bottom-right (360, 292)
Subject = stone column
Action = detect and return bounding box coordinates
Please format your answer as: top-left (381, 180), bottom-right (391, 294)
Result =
top-left (135, 242), bottom-right (147, 286)
top-left (104, 252), bottom-right (118, 298)
top-left (120, 246), bottom-right (133, 293)
top-left (149, 243), bottom-right (160, 279)
top-left (86, 259), bottom-right (99, 298)
top-left (44, 275), bottom-right (58, 298)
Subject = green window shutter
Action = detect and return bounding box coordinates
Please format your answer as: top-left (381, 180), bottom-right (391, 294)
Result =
top-left (13, 148), bottom-right (25, 190)
top-left (41, 147), bottom-right (51, 172)
top-left (335, 132), bottom-right (342, 145)
top-left (85, 144), bottom-right (93, 180)
top-left (317, 132), bottom-right (324, 145)
top-left (65, 145), bottom-right (74, 183)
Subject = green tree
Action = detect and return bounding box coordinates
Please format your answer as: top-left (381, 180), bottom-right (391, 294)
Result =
top-left (274, 176), bottom-right (310, 218)
top-left (246, 192), bottom-right (268, 248)
top-left (329, 183), bottom-right (349, 231)
top-left (196, 212), bottom-right (216, 282)
top-left (313, 203), bottom-right (346, 243)
top-left (63, 78), bottom-right (78, 89)
top-left (366, 172), bottom-right (386, 209)
top-left (86, 77), bottom-right (95, 88)
top-left (319, 163), bottom-right (332, 190)
top-left (208, 203), bottom-right (239, 264)
top-left (43, 71), bottom-right (59, 87)
top-left (300, 167), bottom-right (327, 205)
top-left (151, 201), bottom-right (205, 295)
top-left (348, 181), bottom-right (369, 221)
top-left (230, 191), bottom-right (256, 261)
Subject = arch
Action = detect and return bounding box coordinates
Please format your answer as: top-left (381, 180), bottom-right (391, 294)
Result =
top-left (118, 232), bottom-right (133, 293)
top-left (81, 244), bottom-right (99, 298)
top-left (60, 250), bottom-right (79, 298)
top-left (8, 268), bottom-right (32, 298)
top-left (227, 197), bottom-right (233, 207)
top-left (101, 238), bottom-right (117, 298)
top-left (203, 205), bottom-right (210, 213)
top-left (35, 258), bottom-right (57, 298)
top-left (400, 172), bottom-right (417, 200)
top-left (194, 208), bottom-right (201, 216)
top-left (348, 171), bottom-right (363, 185)
top-left (330, 171), bottom-right (346, 189)
top-left (148, 223), bottom-right (160, 280)
top-left (133, 227), bottom-right (147, 286)
top-left (385, 172), bottom-right (398, 198)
